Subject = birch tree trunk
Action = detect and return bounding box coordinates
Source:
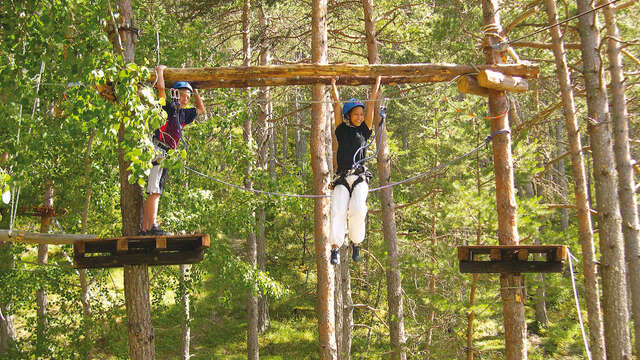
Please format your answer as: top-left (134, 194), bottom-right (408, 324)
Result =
top-left (481, 2), bottom-right (526, 358)
top-left (36, 183), bottom-right (53, 356)
top-left (242, 1), bottom-right (259, 359)
top-left (602, 3), bottom-right (640, 356)
top-left (311, 1), bottom-right (336, 358)
top-left (113, 2), bottom-right (155, 359)
top-left (542, 3), bottom-right (606, 357)
top-left (362, 0), bottom-right (405, 358)
top-left (576, 1), bottom-right (632, 358)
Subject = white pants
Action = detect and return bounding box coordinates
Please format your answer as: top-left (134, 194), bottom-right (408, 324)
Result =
top-left (330, 174), bottom-right (369, 248)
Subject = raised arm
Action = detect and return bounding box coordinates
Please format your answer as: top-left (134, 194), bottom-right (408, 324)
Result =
top-left (331, 78), bottom-right (342, 129)
top-left (155, 65), bottom-right (167, 103)
top-left (193, 88), bottom-right (206, 116)
top-left (364, 76), bottom-right (382, 129)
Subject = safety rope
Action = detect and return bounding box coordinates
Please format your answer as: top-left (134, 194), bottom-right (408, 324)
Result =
top-left (183, 129), bottom-right (508, 198)
top-left (567, 248), bottom-right (592, 360)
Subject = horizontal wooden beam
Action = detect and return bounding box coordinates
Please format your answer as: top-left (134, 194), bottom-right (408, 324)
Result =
top-left (460, 260), bottom-right (564, 273)
top-left (0, 230), bottom-right (96, 245)
top-left (153, 63), bottom-right (540, 89)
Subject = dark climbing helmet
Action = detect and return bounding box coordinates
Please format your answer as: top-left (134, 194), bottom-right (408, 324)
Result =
top-left (172, 81), bottom-right (193, 92)
top-left (342, 98), bottom-right (365, 117)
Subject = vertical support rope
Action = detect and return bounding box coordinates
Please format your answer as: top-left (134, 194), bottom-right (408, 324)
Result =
top-left (567, 248), bottom-right (592, 360)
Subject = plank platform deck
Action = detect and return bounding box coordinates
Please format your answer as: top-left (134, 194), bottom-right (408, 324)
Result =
top-left (74, 234), bottom-right (210, 269)
top-left (457, 245), bottom-right (567, 274)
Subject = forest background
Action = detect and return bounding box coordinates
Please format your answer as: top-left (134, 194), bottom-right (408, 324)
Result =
top-left (0, 0), bottom-right (639, 359)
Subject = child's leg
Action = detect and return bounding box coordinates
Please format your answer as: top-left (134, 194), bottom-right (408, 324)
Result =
top-left (330, 185), bottom-right (350, 249)
top-left (347, 180), bottom-right (369, 245)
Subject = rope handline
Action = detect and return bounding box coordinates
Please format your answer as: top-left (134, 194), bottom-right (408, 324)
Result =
top-left (182, 128), bottom-right (507, 198)
top-left (567, 248), bottom-right (592, 360)
top-left (496, 0), bottom-right (622, 48)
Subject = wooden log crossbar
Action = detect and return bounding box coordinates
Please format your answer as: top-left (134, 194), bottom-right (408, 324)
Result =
top-left (151, 63), bottom-right (540, 89)
top-left (457, 245), bottom-right (567, 274)
top-left (73, 233), bottom-right (210, 269)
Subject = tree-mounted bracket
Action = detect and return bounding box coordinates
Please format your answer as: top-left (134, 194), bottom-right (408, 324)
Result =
top-left (457, 245), bottom-right (567, 273)
top-left (73, 233), bottom-right (210, 269)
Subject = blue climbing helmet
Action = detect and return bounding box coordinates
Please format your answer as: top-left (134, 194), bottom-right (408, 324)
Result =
top-left (172, 81), bottom-right (193, 92)
top-left (342, 98), bottom-right (365, 118)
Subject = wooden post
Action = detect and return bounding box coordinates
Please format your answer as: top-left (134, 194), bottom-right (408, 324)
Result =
top-left (113, 1), bottom-right (155, 359)
top-left (481, 1), bottom-right (527, 359)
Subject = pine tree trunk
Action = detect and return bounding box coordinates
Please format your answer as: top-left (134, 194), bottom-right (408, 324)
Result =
top-left (334, 248), bottom-right (344, 359)
top-left (294, 90), bottom-right (306, 170)
top-left (312, 1), bottom-right (336, 358)
top-left (602, 3), bottom-right (640, 356)
top-left (36, 183), bottom-right (53, 355)
top-left (362, 1), bottom-right (406, 358)
top-left (543, 1), bottom-right (606, 357)
top-left (113, 2), bottom-right (155, 359)
top-left (242, 1), bottom-right (259, 359)
top-left (576, 1), bottom-right (632, 358)
top-left (554, 123), bottom-right (569, 231)
top-left (481, 2), bottom-right (526, 359)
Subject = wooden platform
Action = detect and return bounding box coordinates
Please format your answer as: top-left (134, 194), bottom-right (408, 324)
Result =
top-left (73, 234), bottom-right (210, 269)
top-left (457, 245), bottom-right (567, 274)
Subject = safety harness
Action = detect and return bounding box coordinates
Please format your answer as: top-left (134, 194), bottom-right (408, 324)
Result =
top-left (329, 106), bottom-right (386, 195)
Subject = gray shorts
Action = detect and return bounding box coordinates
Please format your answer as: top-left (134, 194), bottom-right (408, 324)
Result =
top-left (146, 142), bottom-right (169, 194)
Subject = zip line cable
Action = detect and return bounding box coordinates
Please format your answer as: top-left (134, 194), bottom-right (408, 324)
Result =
top-left (496, 0), bottom-right (622, 48)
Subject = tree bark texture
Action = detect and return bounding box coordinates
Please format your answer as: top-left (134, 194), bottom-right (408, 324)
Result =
top-left (362, 0), bottom-right (406, 358)
top-left (36, 183), bottom-right (53, 355)
top-left (114, 2), bottom-right (155, 359)
top-left (334, 248), bottom-right (345, 359)
top-left (481, 2), bottom-right (526, 359)
top-left (543, 1), bottom-right (605, 357)
top-left (603, 3), bottom-right (640, 356)
top-left (576, 1), bottom-right (632, 358)
top-left (312, 1), bottom-right (336, 359)
top-left (340, 247), bottom-right (353, 360)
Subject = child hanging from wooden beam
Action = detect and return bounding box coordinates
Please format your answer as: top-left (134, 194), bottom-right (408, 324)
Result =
top-left (328, 76), bottom-right (382, 265)
top-left (141, 65), bottom-right (206, 236)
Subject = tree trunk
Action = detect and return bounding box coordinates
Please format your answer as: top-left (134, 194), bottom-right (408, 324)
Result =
top-left (362, 0), bottom-right (406, 358)
top-left (576, 1), bottom-right (632, 358)
top-left (603, 3), bottom-right (640, 356)
top-left (36, 183), bottom-right (53, 355)
top-left (542, 1), bottom-right (606, 357)
top-left (334, 247), bottom-right (344, 359)
top-left (481, 2), bottom-right (526, 359)
top-left (242, 1), bottom-right (259, 358)
top-left (311, 1), bottom-right (336, 359)
top-left (295, 89), bottom-right (306, 170)
top-left (180, 264), bottom-right (191, 360)
top-left (113, 2), bottom-right (155, 359)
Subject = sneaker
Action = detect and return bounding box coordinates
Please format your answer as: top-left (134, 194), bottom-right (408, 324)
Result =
top-left (330, 248), bottom-right (340, 265)
top-left (138, 229), bottom-right (148, 236)
top-left (352, 245), bottom-right (361, 262)
top-left (146, 224), bottom-right (171, 236)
